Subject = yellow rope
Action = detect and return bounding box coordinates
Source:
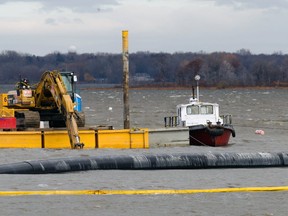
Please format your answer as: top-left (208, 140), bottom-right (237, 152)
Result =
top-left (0, 186), bottom-right (288, 196)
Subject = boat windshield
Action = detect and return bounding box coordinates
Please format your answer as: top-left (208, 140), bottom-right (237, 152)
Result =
top-left (200, 105), bottom-right (213, 114)
top-left (187, 105), bottom-right (199, 115)
top-left (186, 105), bottom-right (213, 115)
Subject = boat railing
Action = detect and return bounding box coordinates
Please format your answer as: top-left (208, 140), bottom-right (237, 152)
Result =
top-left (221, 114), bottom-right (232, 125)
top-left (164, 116), bottom-right (178, 127)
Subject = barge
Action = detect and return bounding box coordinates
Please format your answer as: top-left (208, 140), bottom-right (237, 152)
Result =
top-left (0, 127), bottom-right (149, 149)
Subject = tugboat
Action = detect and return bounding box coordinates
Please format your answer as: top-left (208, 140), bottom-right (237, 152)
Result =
top-left (165, 75), bottom-right (235, 147)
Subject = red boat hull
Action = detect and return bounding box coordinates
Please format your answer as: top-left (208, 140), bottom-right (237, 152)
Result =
top-left (189, 124), bottom-right (235, 147)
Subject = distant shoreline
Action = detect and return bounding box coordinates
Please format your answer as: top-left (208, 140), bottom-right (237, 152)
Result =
top-left (1, 82), bottom-right (287, 91)
top-left (79, 85), bottom-right (288, 91)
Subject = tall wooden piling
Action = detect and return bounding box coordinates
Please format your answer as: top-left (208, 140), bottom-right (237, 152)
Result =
top-left (122, 30), bottom-right (130, 129)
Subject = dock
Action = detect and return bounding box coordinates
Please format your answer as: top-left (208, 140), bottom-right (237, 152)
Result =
top-left (149, 128), bottom-right (189, 147)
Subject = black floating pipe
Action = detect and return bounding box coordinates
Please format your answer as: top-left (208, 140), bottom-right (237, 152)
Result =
top-left (0, 152), bottom-right (288, 174)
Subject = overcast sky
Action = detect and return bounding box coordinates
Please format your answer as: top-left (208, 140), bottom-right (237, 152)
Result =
top-left (0, 0), bottom-right (287, 56)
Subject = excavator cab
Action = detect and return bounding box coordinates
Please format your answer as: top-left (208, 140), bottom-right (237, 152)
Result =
top-left (60, 72), bottom-right (82, 112)
top-left (60, 72), bottom-right (76, 99)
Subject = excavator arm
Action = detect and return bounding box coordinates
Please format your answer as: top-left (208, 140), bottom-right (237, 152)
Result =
top-left (35, 70), bottom-right (84, 149)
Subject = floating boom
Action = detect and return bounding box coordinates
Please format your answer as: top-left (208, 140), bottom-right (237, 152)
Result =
top-left (0, 152), bottom-right (287, 174)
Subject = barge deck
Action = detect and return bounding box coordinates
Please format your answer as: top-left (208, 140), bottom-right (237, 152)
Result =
top-left (0, 128), bottom-right (149, 149)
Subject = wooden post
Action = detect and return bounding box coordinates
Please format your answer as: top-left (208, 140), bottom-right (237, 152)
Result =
top-left (122, 30), bottom-right (130, 129)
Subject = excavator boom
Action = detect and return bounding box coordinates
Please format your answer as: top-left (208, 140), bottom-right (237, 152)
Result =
top-left (34, 71), bottom-right (84, 149)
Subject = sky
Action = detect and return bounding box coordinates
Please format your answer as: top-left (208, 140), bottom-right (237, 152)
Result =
top-left (0, 0), bottom-right (288, 56)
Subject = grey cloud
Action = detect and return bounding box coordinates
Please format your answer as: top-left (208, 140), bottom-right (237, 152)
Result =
top-left (45, 17), bottom-right (83, 26)
top-left (40, 0), bottom-right (120, 13)
top-left (0, 0), bottom-right (120, 13)
top-left (213, 0), bottom-right (288, 10)
top-left (45, 18), bottom-right (57, 25)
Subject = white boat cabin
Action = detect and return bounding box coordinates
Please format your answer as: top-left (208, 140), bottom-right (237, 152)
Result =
top-left (176, 98), bottom-right (223, 127)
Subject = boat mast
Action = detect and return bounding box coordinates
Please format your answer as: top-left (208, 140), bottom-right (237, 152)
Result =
top-left (192, 86), bottom-right (195, 99)
top-left (195, 75), bottom-right (201, 101)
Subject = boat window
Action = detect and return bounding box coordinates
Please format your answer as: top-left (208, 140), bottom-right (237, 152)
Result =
top-left (186, 105), bottom-right (199, 115)
top-left (177, 108), bottom-right (181, 117)
top-left (200, 105), bottom-right (213, 114)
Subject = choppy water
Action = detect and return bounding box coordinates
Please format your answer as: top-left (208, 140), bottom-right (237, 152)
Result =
top-left (0, 85), bottom-right (288, 216)
top-left (82, 87), bottom-right (288, 129)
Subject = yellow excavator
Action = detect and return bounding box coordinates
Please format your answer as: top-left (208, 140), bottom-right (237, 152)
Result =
top-left (0, 70), bottom-right (85, 149)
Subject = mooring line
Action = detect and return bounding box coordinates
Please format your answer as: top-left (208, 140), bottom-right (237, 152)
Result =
top-left (189, 134), bottom-right (209, 146)
top-left (0, 186), bottom-right (288, 196)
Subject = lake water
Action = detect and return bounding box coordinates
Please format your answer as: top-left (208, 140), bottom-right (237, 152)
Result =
top-left (0, 85), bottom-right (288, 216)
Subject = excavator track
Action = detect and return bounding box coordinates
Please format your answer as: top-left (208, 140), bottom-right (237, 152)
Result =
top-left (47, 111), bottom-right (85, 128)
top-left (15, 110), bottom-right (41, 129)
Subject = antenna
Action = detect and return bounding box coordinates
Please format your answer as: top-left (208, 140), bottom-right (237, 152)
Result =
top-left (194, 75), bottom-right (201, 101)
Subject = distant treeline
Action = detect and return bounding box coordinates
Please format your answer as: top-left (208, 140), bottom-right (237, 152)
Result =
top-left (1, 49), bottom-right (288, 87)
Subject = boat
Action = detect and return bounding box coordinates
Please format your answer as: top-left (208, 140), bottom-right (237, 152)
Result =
top-left (165, 75), bottom-right (235, 147)
top-left (188, 122), bottom-right (235, 147)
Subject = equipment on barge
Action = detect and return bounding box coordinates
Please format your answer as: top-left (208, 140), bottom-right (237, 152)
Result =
top-left (0, 70), bottom-right (85, 149)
